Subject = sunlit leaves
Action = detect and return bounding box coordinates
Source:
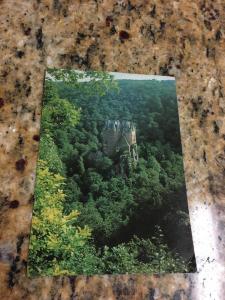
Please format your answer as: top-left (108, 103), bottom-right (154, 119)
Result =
top-left (28, 160), bottom-right (95, 276)
top-left (38, 134), bottom-right (64, 175)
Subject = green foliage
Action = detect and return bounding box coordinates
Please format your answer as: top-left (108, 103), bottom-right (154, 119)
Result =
top-left (101, 244), bottom-right (138, 274)
top-left (41, 96), bottom-right (80, 135)
top-left (42, 74), bottom-right (81, 137)
top-left (77, 175), bottom-right (136, 244)
top-left (47, 68), bottom-right (118, 98)
top-left (28, 160), bottom-right (96, 276)
top-left (43, 80), bottom-right (58, 105)
top-left (101, 230), bottom-right (188, 274)
top-left (38, 133), bottom-right (64, 175)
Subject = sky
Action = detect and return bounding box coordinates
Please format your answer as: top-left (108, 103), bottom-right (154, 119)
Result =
top-left (110, 72), bottom-right (175, 81)
top-left (46, 70), bottom-right (175, 82)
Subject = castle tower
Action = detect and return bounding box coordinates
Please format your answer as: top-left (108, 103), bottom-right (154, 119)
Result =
top-left (102, 120), bottom-right (138, 163)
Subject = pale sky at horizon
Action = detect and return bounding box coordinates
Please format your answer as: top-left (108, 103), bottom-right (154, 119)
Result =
top-left (46, 70), bottom-right (175, 82)
top-left (109, 72), bottom-right (175, 81)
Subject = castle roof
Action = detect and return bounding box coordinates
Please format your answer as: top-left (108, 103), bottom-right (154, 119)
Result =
top-left (104, 120), bottom-right (135, 132)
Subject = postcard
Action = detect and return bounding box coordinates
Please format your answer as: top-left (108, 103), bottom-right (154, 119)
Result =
top-left (28, 69), bottom-right (196, 276)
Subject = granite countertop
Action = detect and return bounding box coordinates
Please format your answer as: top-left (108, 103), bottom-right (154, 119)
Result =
top-left (0, 1), bottom-right (225, 299)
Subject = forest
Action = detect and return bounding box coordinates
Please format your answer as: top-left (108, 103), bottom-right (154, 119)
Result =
top-left (28, 69), bottom-right (196, 276)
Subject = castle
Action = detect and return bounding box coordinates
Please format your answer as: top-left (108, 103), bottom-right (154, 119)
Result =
top-left (102, 120), bottom-right (138, 167)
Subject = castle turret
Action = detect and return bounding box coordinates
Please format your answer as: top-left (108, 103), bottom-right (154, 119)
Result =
top-left (102, 120), bottom-right (138, 167)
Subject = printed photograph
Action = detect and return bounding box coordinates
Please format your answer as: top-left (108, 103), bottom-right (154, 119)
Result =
top-left (28, 69), bottom-right (196, 276)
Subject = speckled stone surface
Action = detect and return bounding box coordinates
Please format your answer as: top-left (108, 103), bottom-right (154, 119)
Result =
top-left (0, 1), bottom-right (225, 299)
